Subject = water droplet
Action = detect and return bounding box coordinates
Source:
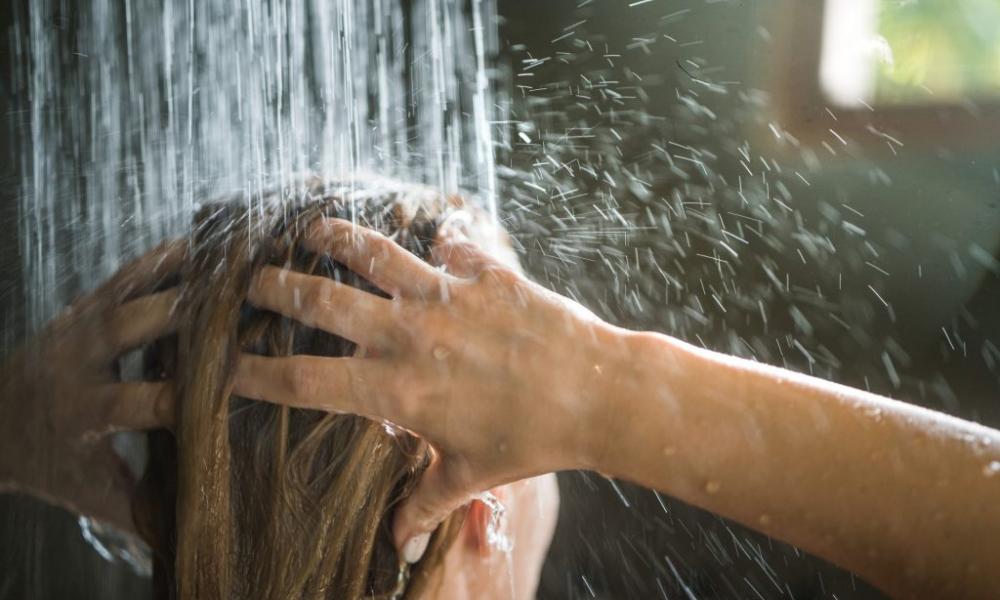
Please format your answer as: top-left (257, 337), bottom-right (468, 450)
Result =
top-left (477, 491), bottom-right (512, 553)
top-left (982, 460), bottom-right (1000, 477)
top-left (757, 514), bottom-right (772, 527)
top-left (661, 445), bottom-right (676, 457)
top-left (704, 480), bottom-right (721, 495)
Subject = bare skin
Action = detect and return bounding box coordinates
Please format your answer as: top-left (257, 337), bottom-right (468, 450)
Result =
top-left (234, 217), bottom-right (1000, 600)
top-left (0, 243), bottom-right (181, 534)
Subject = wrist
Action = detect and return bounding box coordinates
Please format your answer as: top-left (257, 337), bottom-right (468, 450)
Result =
top-left (575, 324), bottom-right (657, 473)
top-left (578, 328), bottom-right (698, 477)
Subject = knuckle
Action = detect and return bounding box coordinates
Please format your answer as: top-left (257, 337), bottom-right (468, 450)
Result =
top-left (396, 381), bottom-right (441, 427)
top-left (155, 384), bottom-right (175, 426)
top-left (369, 231), bottom-right (393, 254)
top-left (344, 361), bottom-right (370, 409)
top-left (88, 390), bottom-right (119, 434)
top-left (390, 302), bottom-right (424, 344)
top-left (390, 374), bottom-right (423, 419)
top-left (395, 393), bottom-right (421, 424)
top-left (302, 281), bottom-right (335, 322)
top-left (406, 313), bottom-right (443, 353)
top-left (481, 265), bottom-right (518, 287)
top-left (285, 359), bottom-right (317, 401)
top-left (99, 311), bottom-right (124, 352)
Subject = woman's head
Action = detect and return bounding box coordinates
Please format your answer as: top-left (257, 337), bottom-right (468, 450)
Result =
top-left (135, 177), bottom-right (557, 599)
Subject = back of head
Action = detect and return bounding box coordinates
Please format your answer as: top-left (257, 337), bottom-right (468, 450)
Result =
top-left (136, 178), bottom-right (496, 599)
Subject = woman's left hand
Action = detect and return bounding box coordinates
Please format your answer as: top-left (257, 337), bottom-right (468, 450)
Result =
top-left (0, 242), bottom-right (183, 533)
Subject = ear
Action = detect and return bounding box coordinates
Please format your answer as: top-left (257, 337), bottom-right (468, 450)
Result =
top-left (461, 497), bottom-right (491, 556)
top-left (461, 487), bottom-right (508, 556)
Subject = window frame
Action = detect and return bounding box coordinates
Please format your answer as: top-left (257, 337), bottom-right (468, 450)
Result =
top-left (767, 0), bottom-right (1000, 151)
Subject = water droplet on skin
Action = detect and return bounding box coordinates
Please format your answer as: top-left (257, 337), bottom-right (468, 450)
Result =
top-left (661, 445), bottom-right (676, 457)
top-left (757, 514), bottom-right (772, 527)
top-left (704, 480), bottom-right (721, 495)
top-left (982, 461), bottom-right (1000, 477)
top-left (497, 441), bottom-right (508, 454)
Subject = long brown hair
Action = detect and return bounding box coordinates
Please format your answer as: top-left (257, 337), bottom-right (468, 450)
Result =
top-left (135, 178), bottom-right (475, 599)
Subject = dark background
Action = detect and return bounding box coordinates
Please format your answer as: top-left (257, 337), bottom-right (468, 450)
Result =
top-left (3, 0), bottom-right (999, 598)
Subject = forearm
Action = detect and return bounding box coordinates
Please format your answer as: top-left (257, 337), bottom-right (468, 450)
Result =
top-left (594, 329), bottom-right (1000, 599)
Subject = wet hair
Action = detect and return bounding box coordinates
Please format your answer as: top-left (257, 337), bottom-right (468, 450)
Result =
top-left (134, 178), bottom-right (490, 599)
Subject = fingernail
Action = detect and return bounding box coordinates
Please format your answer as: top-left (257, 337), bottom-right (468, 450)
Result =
top-left (402, 532), bottom-right (430, 564)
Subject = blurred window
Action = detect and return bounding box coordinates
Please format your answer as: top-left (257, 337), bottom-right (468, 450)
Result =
top-left (821, 0), bottom-right (1000, 108)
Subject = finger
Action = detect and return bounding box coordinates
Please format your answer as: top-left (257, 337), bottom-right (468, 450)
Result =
top-left (94, 240), bottom-right (187, 305)
top-left (431, 239), bottom-right (505, 279)
top-left (249, 266), bottom-right (397, 349)
top-left (393, 458), bottom-right (475, 563)
top-left (93, 381), bottom-right (175, 434)
top-left (234, 354), bottom-right (397, 420)
top-left (78, 445), bottom-right (143, 535)
top-left (103, 288), bottom-right (181, 357)
top-left (305, 218), bottom-right (450, 298)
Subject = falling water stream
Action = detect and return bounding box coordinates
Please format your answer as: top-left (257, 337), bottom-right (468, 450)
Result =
top-left (18, 0), bottom-right (499, 331)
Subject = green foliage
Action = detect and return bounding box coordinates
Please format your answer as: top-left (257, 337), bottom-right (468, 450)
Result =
top-left (875, 0), bottom-right (1000, 103)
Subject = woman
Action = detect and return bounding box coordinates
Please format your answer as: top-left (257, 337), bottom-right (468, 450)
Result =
top-left (0, 177), bottom-right (558, 599)
top-left (3, 178), bottom-right (1000, 598)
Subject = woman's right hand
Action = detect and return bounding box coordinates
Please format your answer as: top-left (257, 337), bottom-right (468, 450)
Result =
top-left (0, 242), bottom-right (182, 533)
top-left (235, 217), bottom-right (629, 562)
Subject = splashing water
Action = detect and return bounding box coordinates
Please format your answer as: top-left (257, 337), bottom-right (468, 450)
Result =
top-left (478, 490), bottom-right (513, 553)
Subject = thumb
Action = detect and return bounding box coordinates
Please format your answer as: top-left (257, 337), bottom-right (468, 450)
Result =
top-left (393, 458), bottom-right (473, 564)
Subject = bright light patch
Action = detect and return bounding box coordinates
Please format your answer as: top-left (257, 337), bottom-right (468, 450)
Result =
top-left (821, 0), bottom-right (1000, 106)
